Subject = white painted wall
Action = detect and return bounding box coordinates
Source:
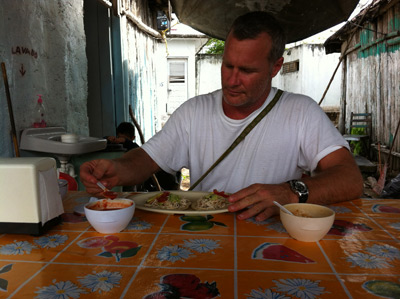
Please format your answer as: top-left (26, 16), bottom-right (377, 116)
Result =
top-left (195, 44), bottom-right (342, 109)
top-left (273, 44), bottom-right (342, 108)
top-left (0, 1), bottom-right (88, 157)
top-left (196, 54), bottom-right (222, 95)
top-left (155, 26), bottom-right (208, 131)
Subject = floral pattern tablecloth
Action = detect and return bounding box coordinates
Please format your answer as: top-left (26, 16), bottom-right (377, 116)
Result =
top-left (0, 192), bottom-right (399, 299)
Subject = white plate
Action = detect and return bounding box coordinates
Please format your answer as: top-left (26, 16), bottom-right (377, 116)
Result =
top-left (128, 191), bottom-right (230, 215)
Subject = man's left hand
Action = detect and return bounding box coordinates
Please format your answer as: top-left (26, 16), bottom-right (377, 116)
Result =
top-left (227, 183), bottom-right (296, 221)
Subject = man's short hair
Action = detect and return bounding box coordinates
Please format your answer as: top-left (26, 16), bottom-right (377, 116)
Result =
top-left (229, 11), bottom-right (286, 62)
top-left (116, 122), bottom-right (135, 139)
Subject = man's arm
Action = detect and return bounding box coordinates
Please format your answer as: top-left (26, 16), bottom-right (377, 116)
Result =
top-left (80, 148), bottom-right (161, 195)
top-left (300, 147), bottom-right (364, 204)
top-left (227, 147), bottom-right (364, 221)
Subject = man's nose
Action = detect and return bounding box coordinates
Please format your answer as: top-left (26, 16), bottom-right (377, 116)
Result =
top-left (227, 69), bottom-right (240, 86)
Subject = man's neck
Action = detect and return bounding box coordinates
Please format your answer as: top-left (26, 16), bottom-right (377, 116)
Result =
top-left (222, 89), bottom-right (274, 120)
top-left (222, 101), bottom-right (264, 119)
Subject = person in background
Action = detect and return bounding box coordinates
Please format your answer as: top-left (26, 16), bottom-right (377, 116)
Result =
top-left (106, 122), bottom-right (139, 151)
top-left (107, 122), bottom-right (180, 191)
top-left (80, 11), bottom-right (363, 221)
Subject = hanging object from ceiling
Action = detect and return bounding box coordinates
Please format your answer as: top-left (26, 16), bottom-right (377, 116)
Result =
top-left (170, 0), bottom-right (359, 43)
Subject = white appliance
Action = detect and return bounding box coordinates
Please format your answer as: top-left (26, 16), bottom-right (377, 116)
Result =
top-left (0, 157), bottom-right (64, 235)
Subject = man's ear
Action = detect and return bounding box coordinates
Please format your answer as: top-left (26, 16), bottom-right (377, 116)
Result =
top-left (271, 57), bottom-right (284, 78)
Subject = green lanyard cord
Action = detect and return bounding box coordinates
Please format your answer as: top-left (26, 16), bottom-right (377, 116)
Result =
top-left (189, 89), bottom-right (284, 191)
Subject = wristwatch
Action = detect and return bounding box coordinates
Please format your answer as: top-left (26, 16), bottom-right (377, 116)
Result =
top-left (288, 180), bottom-right (309, 203)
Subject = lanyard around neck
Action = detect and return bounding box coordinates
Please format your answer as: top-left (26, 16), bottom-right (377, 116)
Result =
top-left (189, 89), bottom-right (284, 191)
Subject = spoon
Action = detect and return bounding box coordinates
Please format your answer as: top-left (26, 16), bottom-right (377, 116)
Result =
top-left (273, 201), bottom-right (294, 215)
top-left (97, 181), bottom-right (118, 199)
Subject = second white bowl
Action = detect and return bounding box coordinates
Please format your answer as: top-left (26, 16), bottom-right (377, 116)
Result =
top-left (280, 203), bottom-right (335, 242)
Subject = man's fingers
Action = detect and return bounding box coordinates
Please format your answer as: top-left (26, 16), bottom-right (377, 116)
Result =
top-left (228, 193), bottom-right (258, 212)
top-left (228, 184), bottom-right (260, 203)
top-left (236, 202), bottom-right (276, 221)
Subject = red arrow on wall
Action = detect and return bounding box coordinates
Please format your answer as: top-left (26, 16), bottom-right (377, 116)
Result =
top-left (19, 64), bottom-right (26, 76)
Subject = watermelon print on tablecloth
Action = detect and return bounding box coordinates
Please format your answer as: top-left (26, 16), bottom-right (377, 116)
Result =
top-left (371, 204), bottom-right (400, 214)
top-left (252, 243), bottom-right (315, 263)
top-left (328, 219), bottom-right (372, 236)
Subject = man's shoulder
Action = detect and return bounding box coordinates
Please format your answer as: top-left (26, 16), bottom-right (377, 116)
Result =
top-left (280, 89), bottom-right (314, 102)
top-left (189, 89), bottom-right (222, 102)
top-left (279, 90), bottom-right (320, 109)
top-left (180, 89), bottom-right (222, 110)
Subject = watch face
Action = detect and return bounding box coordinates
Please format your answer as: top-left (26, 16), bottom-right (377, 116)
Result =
top-left (289, 180), bottom-right (308, 203)
top-left (295, 181), bottom-right (307, 193)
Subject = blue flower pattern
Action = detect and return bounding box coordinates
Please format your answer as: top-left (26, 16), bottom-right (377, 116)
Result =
top-left (329, 206), bottom-right (352, 213)
top-left (0, 234), bottom-right (69, 256)
top-left (390, 221), bottom-right (400, 231)
top-left (183, 238), bottom-right (221, 253)
top-left (157, 245), bottom-right (193, 262)
top-left (346, 252), bottom-right (391, 269)
top-left (156, 238), bottom-right (222, 262)
top-left (34, 234), bottom-right (68, 249)
top-left (78, 270), bottom-right (122, 293)
top-left (247, 288), bottom-right (290, 299)
top-left (35, 280), bottom-right (86, 299)
top-left (366, 244), bottom-right (400, 261)
top-left (246, 217), bottom-right (286, 233)
top-left (0, 241), bottom-right (37, 255)
top-left (125, 217), bottom-right (152, 230)
top-left (273, 279), bottom-right (328, 299)
top-left (35, 270), bottom-right (123, 298)
top-left (247, 279), bottom-right (328, 299)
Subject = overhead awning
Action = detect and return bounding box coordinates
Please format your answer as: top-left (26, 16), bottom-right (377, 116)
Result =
top-left (324, 0), bottom-right (392, 54)
top-left (170, 0), bottom-right (359, 43)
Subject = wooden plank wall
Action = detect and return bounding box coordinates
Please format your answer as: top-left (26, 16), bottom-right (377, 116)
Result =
top-left (339, 1), bottom-right (400, 170)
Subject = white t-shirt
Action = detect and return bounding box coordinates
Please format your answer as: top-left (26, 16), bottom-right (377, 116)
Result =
top-left (142, 88), bottom-right (349, 193)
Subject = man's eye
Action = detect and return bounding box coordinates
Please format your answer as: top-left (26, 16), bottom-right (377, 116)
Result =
top-left (242, 69), bottom-right (254, 74)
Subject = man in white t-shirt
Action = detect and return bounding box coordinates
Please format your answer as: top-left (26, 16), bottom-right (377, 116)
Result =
top-left (80, 11), bottom-right (363, 221)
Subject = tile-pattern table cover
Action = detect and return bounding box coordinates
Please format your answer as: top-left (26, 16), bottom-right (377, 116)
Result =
top-left (0, 192), bottom-right (399, 298)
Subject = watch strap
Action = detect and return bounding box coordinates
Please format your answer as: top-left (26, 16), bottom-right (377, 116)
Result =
top-left (288, 180), bottom-right (309, 203)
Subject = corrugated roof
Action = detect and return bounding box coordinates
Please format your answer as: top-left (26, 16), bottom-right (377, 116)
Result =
top-left (324, 0), bottom-right (396, 53)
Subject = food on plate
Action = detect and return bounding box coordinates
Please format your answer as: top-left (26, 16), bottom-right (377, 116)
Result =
top-left (192, 189), bottom-right (230, 211)
top-left (144, 191), bottom-right (190, 210)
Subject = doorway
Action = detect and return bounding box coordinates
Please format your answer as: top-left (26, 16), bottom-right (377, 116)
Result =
top-left (167, 58), bottom-right (188, 115)
top-left (84, 0), bottom-right (124, 138)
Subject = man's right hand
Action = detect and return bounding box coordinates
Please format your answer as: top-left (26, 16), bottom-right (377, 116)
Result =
top-left (79, 159), bottom-right (118, 196)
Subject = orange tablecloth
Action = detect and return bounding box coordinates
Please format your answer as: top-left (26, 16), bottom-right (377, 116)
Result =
top-left (1, 192), bottom-right (400, 298)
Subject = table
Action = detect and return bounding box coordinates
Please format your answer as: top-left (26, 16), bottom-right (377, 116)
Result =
top-left (1, 192), bottom-right (399, 298)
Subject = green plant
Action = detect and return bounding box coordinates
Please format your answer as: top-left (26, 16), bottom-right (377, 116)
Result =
top-left (350, 127), bottom-right (366, 155)
top-left (205, 38), bottom-right (225, 54)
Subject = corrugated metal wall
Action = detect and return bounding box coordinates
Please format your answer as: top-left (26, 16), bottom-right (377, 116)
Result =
top-left (119, 1), bottom-right (162, 143)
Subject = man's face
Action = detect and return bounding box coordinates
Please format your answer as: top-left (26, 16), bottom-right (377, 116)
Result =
top-left (221, 32), bottom-right (283, 115)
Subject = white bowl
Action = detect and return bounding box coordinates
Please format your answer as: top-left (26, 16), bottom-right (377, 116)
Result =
top-left (61, 133), bottom-right (79, 143)
top-left (280, 203), bottom-right (335, 242)
top-left (84, 198), bottom-right (135, 234)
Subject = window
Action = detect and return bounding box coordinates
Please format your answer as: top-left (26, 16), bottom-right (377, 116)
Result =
top-left (169, 62), bottom-right (186, 83)
top-left (281, 60), bottom-right (299, 74)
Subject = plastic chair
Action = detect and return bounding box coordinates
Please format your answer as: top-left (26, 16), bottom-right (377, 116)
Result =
top-left (343, 112), bottom-right (372, 157)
